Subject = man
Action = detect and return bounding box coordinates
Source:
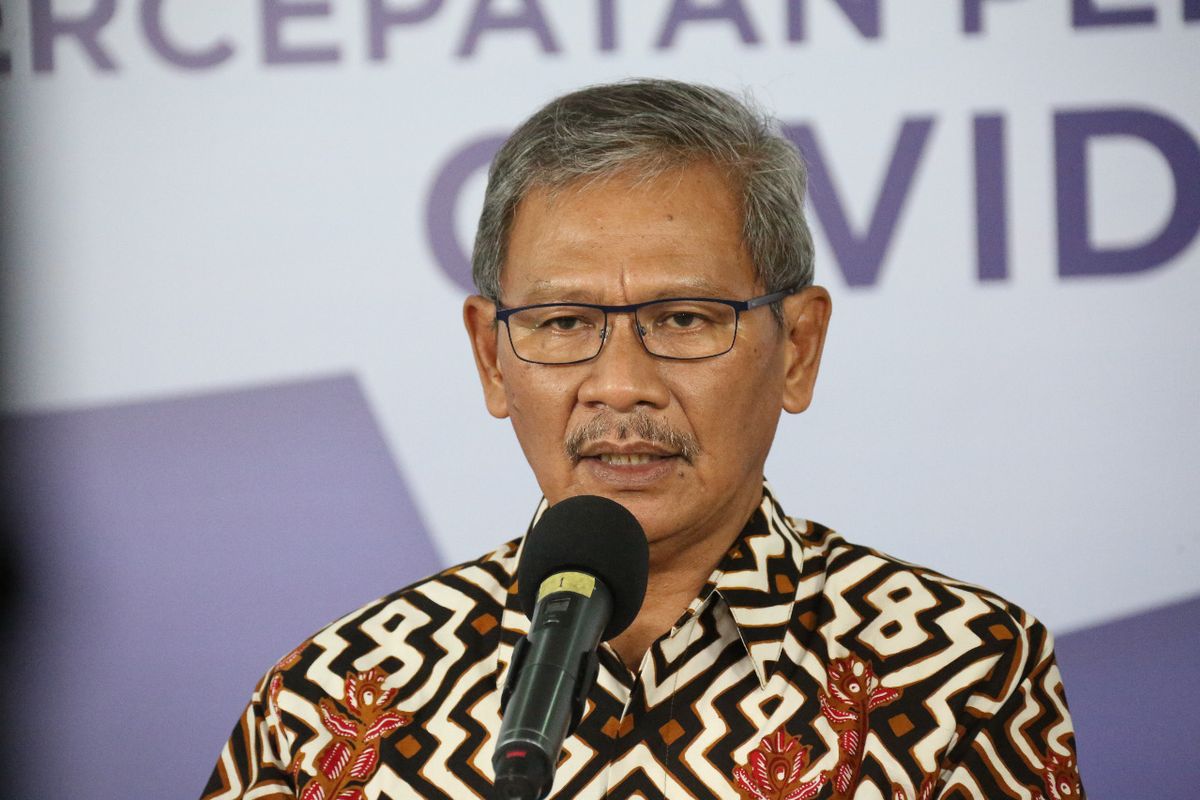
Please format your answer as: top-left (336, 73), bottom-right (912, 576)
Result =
top-left (203, 80), bottom-right (1083, 799)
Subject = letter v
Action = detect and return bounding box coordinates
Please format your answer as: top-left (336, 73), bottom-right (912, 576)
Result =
top-left (785, 119), bottom-right (935, 287)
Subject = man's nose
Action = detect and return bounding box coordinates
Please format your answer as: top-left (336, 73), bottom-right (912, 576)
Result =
top-left (576, 313), bottom-right (670, 412)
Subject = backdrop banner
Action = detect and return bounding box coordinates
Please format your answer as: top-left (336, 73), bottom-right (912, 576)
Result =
top-left (1, 2), bottom-right (1196, 797)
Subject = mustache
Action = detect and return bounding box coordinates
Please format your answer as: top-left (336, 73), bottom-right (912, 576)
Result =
top-left (564, 411), bottom-right (700, 465)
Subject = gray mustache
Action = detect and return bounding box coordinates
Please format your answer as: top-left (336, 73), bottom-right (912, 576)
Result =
top-left (565, 411), bottom-right (700, 464)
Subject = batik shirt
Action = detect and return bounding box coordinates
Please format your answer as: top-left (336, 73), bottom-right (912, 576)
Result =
top-left (202, 486), bottom-right (1084, 800)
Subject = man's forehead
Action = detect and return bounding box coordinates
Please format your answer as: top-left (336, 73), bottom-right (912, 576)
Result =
top-left (508, 275), bottom-right (746, 304)
top-left (497, 161), bottom-right (758, 304)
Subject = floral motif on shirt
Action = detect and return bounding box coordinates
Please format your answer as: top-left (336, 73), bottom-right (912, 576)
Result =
top-left (1037, 751), bottom-right (1082, 800)
top-left (260, 641), bottom-right (312, 768)
top-left (297, 668), bottom-right (411, 800)
top-left (820, 655), bottom-right (901, 798)
top-left (732, 728), bottom-right (827, 800)
top-left (267, 641), bottom-right (308, 720)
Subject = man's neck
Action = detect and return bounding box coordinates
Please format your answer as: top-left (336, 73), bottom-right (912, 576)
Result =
top-left (607, 505), bottom-right (754, 670)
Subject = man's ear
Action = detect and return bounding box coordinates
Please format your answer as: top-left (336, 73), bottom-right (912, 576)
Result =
top-left (463, 295), bottom-right (510, 419)
top-left (780, 286), bottom-right (832, 414)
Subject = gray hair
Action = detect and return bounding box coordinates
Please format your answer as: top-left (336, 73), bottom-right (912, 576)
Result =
top-left (471, 79), bottom-right (815, 309)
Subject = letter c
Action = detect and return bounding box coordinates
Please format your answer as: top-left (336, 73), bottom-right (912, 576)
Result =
top-left (425, 135), bottom-right (506, 291)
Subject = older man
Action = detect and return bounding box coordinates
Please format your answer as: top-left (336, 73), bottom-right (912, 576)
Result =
top-left (203, 80), bottom-right (1083, 800)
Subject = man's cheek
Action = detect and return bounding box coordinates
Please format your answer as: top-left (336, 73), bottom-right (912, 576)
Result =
top-left (504, 379), bottom-right (537, 414)
top-left (508, 398), bottom-right (560, 453)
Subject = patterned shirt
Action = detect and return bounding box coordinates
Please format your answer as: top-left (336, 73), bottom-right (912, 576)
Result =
top-left (202, 486), bottom-right (1083, 800)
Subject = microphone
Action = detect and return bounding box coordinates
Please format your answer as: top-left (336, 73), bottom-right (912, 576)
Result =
top-left (492, 495), bottom-right (649, 800)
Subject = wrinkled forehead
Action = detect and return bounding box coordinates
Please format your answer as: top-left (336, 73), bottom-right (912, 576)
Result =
top-left (498, 165), bottom-right (756, 304)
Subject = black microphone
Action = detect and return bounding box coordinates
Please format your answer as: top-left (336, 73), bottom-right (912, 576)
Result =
top-left (492, 495), bottom-right (649, 800)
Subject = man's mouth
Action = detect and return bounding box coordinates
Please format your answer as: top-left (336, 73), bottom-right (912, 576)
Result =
top-left (595, 453), bottom-right (672, 466)
top-left (578, 446), bottom-right (682, 487)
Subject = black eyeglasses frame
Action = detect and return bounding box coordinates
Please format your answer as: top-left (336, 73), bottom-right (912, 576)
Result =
top-left (493, 288), bottom-right (795, 366)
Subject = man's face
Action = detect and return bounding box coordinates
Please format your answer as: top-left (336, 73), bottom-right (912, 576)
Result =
top-left (464, 162), bottom-right (830, 556)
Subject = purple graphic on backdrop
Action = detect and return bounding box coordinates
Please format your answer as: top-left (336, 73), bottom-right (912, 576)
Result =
top-left (1056, 108), bottom-right (1200, 278)
top-left (1055, 595), bottom-right (1200, 798)
top-left (4, 375), bottom-right (441, 798)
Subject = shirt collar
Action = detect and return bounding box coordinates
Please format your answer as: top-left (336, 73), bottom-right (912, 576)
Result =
top-left (693, 483), bottom-right (805, 687)
top-left (494, 482), bottom-right (807, 690)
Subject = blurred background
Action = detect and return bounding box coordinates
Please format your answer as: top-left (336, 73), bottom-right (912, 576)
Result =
top-left (1, 1), bottom-right (1197, 797)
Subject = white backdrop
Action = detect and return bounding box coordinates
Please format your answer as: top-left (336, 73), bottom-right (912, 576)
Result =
top-left (3, 0), bottom-right (1198, 637)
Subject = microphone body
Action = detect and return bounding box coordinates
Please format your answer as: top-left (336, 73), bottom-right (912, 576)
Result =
top-left (493, 573), bottom-right (611, 799)
top-left (490, 495), bottom-right (648, 800)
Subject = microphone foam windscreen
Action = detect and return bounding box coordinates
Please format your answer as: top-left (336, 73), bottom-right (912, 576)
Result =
top-left (517, 495), bottom-right (649, 641)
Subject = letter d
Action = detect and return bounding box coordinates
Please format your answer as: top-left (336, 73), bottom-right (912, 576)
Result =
top-left (1056, 108), bottom-right (1200, 277)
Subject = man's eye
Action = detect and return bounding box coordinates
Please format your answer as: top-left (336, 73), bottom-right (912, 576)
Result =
top-left (540, 315), bottom-right (587, 331)
top-left (656, 309), bottom-right (711, 330)
top-left (667, 312), bottom-right (701, 328)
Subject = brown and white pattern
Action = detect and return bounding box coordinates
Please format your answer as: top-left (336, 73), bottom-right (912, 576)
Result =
top-left (201, 485), bottom-right (1083, 799)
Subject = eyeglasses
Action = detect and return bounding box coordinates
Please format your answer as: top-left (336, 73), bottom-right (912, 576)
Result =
top-left (494, 289), bottom-right (793, 365)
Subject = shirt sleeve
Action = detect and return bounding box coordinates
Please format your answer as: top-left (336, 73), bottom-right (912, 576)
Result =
top-left (935, 618), bottom-right (1085, 800)
top-left (200, 667), bottom-right (297, 800)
